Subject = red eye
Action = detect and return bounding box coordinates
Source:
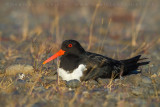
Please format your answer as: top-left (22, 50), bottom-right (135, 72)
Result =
top-left (68, 44), bottom-right (72, 47)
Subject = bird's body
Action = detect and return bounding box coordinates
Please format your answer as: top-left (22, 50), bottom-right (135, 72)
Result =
top-left (43, 40), bottom-right (149, 81)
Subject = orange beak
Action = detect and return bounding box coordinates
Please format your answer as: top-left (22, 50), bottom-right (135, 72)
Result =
top-left (43, 49), bottom-right (65, 64)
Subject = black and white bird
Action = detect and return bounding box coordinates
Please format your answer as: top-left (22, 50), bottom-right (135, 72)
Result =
top-left (43, 40), bottom-right (149, 81)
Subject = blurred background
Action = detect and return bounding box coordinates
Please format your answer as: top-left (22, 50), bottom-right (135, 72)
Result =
top-left (0, 0), bottom-right (159, 47)
top-left (0, 0), bottom-right (160, 106)
top-left (0, 0), bottom-right (160, 66)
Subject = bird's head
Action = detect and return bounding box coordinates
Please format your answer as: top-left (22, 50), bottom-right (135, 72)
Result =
top-left (43, 40), bottom-right (85, 64)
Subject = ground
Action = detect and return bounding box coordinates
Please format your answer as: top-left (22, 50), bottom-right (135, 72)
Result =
top-left (0, 0), bottom-right (160, 107)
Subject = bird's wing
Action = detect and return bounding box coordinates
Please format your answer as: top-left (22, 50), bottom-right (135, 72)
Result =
top-left (85, 52), bottom-right (120, 66)
top-left (81, 52), bottom-right (121, 81)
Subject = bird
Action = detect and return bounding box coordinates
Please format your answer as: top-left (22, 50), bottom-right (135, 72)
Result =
top-left (43, 40), bottom-right (149, 82)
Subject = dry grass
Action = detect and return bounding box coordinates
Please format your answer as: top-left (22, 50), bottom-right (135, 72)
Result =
top-left (87, 0), bottom-right (101, 50)
top-left (0, 0), bottom-right (159, 106)
top-left (131, 0), bottom-right (150, 47)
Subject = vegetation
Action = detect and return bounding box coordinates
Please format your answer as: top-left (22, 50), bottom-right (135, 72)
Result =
top-left (0, 0), bottom-right (160, 106)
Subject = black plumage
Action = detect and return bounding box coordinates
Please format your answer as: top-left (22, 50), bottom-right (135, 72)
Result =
top-left (58, 40), bottom-right (149, 81)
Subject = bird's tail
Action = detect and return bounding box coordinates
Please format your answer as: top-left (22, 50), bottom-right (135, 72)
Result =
top-left (120, 55), bottom-right (150, 75)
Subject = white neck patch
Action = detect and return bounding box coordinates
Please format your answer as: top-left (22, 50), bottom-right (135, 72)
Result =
top-left (57, 64), bottom-right (87, 81)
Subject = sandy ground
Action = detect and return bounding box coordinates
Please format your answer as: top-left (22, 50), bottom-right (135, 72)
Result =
top-left (0, 0), bottom-right (160, 107)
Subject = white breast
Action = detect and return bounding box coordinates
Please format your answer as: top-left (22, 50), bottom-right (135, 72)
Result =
top-left (57, 64), bottom-right (87, 81)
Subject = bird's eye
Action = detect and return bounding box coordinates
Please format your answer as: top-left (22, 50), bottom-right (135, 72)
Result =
top-left (68, 44), bottom-right (72, 47)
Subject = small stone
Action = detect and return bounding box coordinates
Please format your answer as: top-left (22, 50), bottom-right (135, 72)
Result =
top-left (17, 79), bottom-right (26, 83)
top-left (133, 98), bottom-right (147, 107)
top-left (82, 91), bottom-right (90, 97)
top-left (32, 102), bottom-right (46, 107)
top-left (44, 75), bottom-right (57, 80)
top-left (106, 99), bottom-right (117, 107)
top-left (117, 100), bottom-right (131, 107)
top-left (139, 83), bottom-right (152, 88)
top-left (149, 89), bottom-right (155, 95)
top-left (151, 74), bottom-right (157, 78)
top-left (5, 64), bottom-right (34, 75)
top-left (17, 73), bottom-right (25, 80)
top-left (118, 92), bottom-right (130, 99)
top-left (114, 79), bottom-right (120, 82)
top-left (131, 87), bottom-right (143, 96)
top-left (106, 92), bottom-right (117, 99)
top-left (122, 74), bottom-right (142, 86)
top-left (142, 77), bottom-right (152, 84)
top-left (66, 79), bottom-right (81, 88)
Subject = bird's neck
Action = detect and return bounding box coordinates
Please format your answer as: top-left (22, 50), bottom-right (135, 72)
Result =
top-left (60, 54), bottom-right (83, 72)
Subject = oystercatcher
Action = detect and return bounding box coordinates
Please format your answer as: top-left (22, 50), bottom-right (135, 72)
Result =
top-left (43, 40), bottom-right (149, 81)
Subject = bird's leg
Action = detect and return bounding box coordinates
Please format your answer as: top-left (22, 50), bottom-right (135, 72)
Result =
top-left (119, 64), bottom-right (124, 80)
top-left (119, 75), bottom-right (124, 80)
top-left (57, 71), bottom-right (59, 85)
top-left (57, 57), bottom-right (60, 85)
